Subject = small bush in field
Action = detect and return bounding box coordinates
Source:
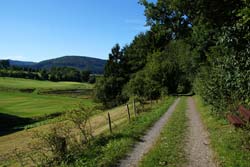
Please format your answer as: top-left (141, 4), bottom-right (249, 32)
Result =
top-left (65, 105), bottom-right (94, 145)
top-left (26, 122), bottom-right (71, 166)
top-left (22, 105), bottom-right (94, 166)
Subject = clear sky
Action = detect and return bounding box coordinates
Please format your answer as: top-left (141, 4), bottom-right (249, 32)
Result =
top-left (0, 0), bottom-right (150, 62)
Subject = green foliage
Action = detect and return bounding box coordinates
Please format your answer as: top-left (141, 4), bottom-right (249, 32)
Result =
top-left (0, 69), bottom-right (40, 80)
top-left (0, 60), bottom-right (10, 69)
top-left (188, 21), bottom-right (216, 63)
top-left (194, 45), bottom-right (250, 114)
top-left (123, 32), bottom-right (155, 73)
top-left (97, 0), bottom-right (249, 117)
top-left (236, 1), bottom-right (250, 51)
top-left (146, 51), bottom-right (180, 93)
top-left (81, 70), bottom-right (91, 82)
top-left (88, 75), bottom-right (96, 84)
top-left (140, 97), bottom-right (188, 167)
top-left (104, 44), bottom-right (126, 78)
top-left (124, 70), bottom-right (160, 101)
top-left (48, 67), bottom-right (80, 82)
top-left (139, 0), bottom-right (247, 116)
top-left (95, 76), bottom-right (127, 108)
top-left (124, 40), bottom-right (193, 101)
top-left (140, 0), bottom-right (192, 40)
top-left (66, 105), bottom-right (94, 145)
top-left (193, 0), bottom-right (250, 113)
top-left (95, 31), bottom-right (162, 107)
top-left (0, 67), bottom-right (93, 83)
top-left (148, 40), bottom-right (193, 93)
top-left (95, 44), bottom-right (128, 108)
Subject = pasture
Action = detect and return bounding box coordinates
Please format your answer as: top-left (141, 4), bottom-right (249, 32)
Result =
top-left (0, 91), bottom-right (93, 118)
top-left (0, 77), bottom-right (94, 118)
top-left (0, 77), bottom-right (93, 91)
top-left (0, 77), bottom-right (95, 136)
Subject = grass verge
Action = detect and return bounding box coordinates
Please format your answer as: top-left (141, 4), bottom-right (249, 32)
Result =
top-left (139, 97), bottom-right (188, 167)
top-left (194, 96), bottom-right (250, 167)
top-left (66, 97), bottom-right (175, 167)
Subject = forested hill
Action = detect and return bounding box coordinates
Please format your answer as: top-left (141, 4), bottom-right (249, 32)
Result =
top-left (9, 60), bottom-right (36, 67)
top-left (9, 56), bottom-right (106, 74)
top-left (32, 56), bottom-right (106, 74)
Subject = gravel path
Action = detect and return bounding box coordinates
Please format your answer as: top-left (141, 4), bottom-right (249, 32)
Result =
top-left (119, 98), bottom-right (180, 167)
top-left (185, 97), bottom-right (217, 167)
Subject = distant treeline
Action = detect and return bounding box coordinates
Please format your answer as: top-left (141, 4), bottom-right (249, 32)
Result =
top-left (0, 60), bottom-right (96, 83)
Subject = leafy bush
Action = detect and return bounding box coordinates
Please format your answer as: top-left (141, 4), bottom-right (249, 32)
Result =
top-left (16, 105), bottom-right (95, 166)
top-left (65, 105), bottom-right (94, 145)
top-left (194, 43), bottom-right (250, 115)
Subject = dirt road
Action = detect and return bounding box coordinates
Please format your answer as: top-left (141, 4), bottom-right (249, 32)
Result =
top-left (119, 98), bottom-right (180, 167)
top-left (119, 97), bottom-right (217, 167)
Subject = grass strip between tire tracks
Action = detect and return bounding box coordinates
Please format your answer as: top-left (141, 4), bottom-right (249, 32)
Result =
top-left (139, 97), bottom-right (188, 167)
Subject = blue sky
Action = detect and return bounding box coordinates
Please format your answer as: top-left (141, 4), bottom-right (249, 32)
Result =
top-left (0, 0), bottom-right (150, 62)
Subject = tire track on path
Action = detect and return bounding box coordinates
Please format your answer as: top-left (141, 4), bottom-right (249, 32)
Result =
top-left (185, 97), bottom-right (217, 167)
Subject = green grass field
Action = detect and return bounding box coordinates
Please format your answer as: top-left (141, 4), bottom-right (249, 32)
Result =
top-left (0, 91), bottom-right (93, 118)
top-left (0, 77), bottom-right (94, 118)
top-left (0, 77), bottom-right (93, 91)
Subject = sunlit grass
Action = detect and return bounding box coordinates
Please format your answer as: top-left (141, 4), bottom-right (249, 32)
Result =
top-left (0, 77), bottom-right (93, 91)
top-left (0, 91), bottom-right (93, 118)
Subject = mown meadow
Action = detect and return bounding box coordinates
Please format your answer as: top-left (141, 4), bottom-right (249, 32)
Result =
top-left (0, 77), bottom-right (92, 92)
top-left (0, 77), bottom-right (94, 133)
top-left (0, 91), bottom-right (93, 118)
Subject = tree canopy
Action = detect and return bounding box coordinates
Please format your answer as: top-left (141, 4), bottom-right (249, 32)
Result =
top-left (95, 0), bottom-right (249, 114)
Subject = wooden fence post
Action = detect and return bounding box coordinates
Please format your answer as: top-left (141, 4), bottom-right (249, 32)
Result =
top-left (133, 99), bottom-right (136, 117)
top-left (108, 112), bottom-right (112, 134)
top-left (126, 104), bottom-right (131, 122)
